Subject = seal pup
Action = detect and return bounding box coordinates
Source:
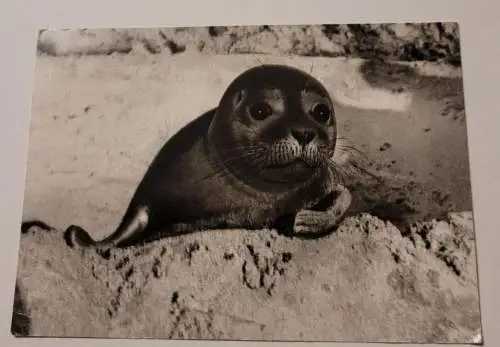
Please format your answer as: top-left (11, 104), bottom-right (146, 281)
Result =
top-left (65, 64), bottom-right (352, 249)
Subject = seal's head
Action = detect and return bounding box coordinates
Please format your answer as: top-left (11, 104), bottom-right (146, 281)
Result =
top-left (209, 64), bottom-right (337, 189)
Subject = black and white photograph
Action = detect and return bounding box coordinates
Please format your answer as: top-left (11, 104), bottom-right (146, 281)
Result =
top-left (11, 23), bottom-right (482, 344)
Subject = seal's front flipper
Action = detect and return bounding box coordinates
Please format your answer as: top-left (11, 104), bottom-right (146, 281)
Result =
top-left (293, 185), bottom-right (352, 235)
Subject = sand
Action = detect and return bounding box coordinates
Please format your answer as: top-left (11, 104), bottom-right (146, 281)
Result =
top-left (12, 52), bottom-right (481, 343)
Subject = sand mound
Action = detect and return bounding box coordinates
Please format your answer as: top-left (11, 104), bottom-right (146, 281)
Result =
top-left (15, 211), bottom-right (480, 343)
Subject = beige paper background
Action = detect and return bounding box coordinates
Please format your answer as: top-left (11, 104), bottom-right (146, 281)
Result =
top-left (0, 0), bottom-right (498, 346)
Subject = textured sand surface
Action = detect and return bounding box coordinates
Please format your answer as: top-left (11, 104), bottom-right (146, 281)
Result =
top-left (17, 212), bottom-right (479, 342)
top-left (13, 53), bottom-right (481, 343)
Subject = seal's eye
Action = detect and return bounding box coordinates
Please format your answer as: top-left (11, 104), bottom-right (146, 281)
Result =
top-left (310, 103), bottom-right (332, 123)
top-left (249, 102), bottom-right (273, 121)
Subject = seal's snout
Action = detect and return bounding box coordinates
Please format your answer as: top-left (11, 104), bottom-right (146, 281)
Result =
top-left (290, 128), bottom-right (317, 146)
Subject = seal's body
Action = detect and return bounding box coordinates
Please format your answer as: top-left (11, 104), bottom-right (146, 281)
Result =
top-left (65, 64), bottom-right (352, 249)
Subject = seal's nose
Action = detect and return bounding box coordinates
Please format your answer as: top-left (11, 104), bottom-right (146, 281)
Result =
top-left (290, 128), bottom-right (316, 145)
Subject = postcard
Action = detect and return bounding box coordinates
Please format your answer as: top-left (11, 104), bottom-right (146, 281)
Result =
top-left (12, 23), bottom-right (482, 344)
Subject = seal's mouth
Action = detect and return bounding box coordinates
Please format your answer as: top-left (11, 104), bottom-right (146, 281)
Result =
top-left (266, 158), bottom-right (315, 170)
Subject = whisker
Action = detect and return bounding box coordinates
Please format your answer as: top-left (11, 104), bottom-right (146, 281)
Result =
top-left (199, 149), bottom-right (268, 182)
top-left (185, 150), bottom-right (257, 183)
top-left (336, 146), bottom-right (369, 160)
top-left (213, 154), bottom-right (267, 184)
top-left (329, 154), bottom-right (382, 184)
top-left (215, 144), bottom-right (267, 152)
top-left (335, 138), bottom-right (369, 157)
top-left (348, 162), bottom-right (383, 183)
top-left (300, 58), bottom-right (317, 92)
top-left (327, 162), bottom-right (347, 187)
top-left (215, 149), bottom-right (263, 158)
top-left (212, 140), bottom-right (271, 150)
top-left (254, 55), bottom-right (265, 66)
